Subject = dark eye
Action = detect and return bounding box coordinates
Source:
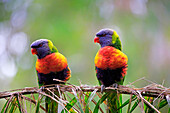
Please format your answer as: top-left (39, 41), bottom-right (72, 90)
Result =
top-left (39, 44), bottom-right (43, 47)
top-left (102, 34), bottom-right (106, 36)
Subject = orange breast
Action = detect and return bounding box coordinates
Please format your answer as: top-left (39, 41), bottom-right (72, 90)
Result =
top-left (94, 46), bottom-right (128, 70)
top-left (36, 53), bottom-right (68, 74)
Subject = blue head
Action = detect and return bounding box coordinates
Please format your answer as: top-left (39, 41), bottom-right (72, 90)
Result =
top-left (31, 39), bottom-right (57, 59)
top-left (94, 28), bottom-right (122, 50)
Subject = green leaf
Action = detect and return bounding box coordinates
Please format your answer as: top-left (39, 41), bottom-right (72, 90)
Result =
top-left (1, 96), bottom-right (14, 113)
top-left (72, 89), bottom-right (84, 113)
top-left (130, 99), bottom-right (141, 113)
top-left (85, 89), bottom-right (97, 113)
top-left (35, 94), bottom-right (42, 113)
top-left (118, 95), bottom-right (137, 110)
top-left (158, 99), bottom-right (168, 110)
top-left (61, 97), bottom-right (77, 113)
top-left (1, 98), bottom-right (11, 113)
top-left (93, 93), bottom-right (109, 113)
top-left (9, 98), bottom-right (17, 113)
top-left (144, 97), bottom-right (154, 113)
top-left (16, 95), bottom-right (23, 113)
top-left (84, 92), bottom-right (91, 105)
top-left (126, 95), bottom-right (137, 113)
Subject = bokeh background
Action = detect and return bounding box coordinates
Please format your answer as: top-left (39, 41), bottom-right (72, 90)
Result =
top-left (0, 0), bottom-right (170, 111)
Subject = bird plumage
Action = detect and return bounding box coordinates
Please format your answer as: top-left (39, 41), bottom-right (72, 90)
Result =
top-left (95, 28), bottom-right (122, 50)
top-left (31, 39), bottom-right (71, 86)
top-left (35, 52), bottom-right (71, 86)
top-left (94, 28), bottom-right (128, 113)
top-left (31, 39), bottom-right (71, 112)
top-left (95, 46), bottom-right (127, 87)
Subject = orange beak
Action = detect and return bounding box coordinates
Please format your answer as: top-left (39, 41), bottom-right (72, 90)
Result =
top-left (31, 48), bottom-right (37, 55)
top-left (94, 37), bottom-right (100, 43)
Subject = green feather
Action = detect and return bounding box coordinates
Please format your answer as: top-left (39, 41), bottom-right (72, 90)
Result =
top-left (101, 30), bottom-right (124, 113)
top-left (113, 37), bottom-right (122, 51)
top-left (45, 91), bottom-right (59, 113)
top-left (107, 92), bottom-right (122, 113)
top-left (112, 31), bottom-right (122, 51)
top-left (105, 78), bottom-right (124, 113)
top-left (40, 40), bottom-right (59, 112)
top-left (111, 31), bottom-right (124, 112)
top-left (47, 40), bottom-right (58, 53)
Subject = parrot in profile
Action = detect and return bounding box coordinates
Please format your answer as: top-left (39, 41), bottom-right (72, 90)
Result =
top-left (94, 29), bottom-right (128, 113)
top-left (31, 39), bottom-right (71, 112)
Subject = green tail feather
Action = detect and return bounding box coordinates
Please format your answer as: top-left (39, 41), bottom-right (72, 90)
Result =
top-left (107, 80), bottom-right (124, 113)
top-left (45, 91), bottom-right (59, 113)
top-left (107, 92), bottom-right (122, 113)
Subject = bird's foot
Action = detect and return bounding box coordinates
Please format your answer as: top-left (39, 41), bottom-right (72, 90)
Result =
top-left (112, 83), bottom-right (118, 89)
top-left (40, 86), bottom-right (45, 92)
top-left (101, 85), bottom-right (105, 94)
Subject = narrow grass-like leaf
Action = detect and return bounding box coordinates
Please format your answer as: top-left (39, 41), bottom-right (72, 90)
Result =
top-left (84, 92), bottom-right (104, 113)
top-left (144, 97), bottom-right (154, 113)
top-left (1, 95), bottom-right (14, 113)
top-left (126, 95), bottom-right (136, 113)
top-left (85, 89), bottom-right (97, 113)
top-left (93, 93), bottom-right (109, 113)
top-left (144, 97), bottom-right (149, 113)
top-left (1, 98), bottom-right (10, 113)
top-left (130, 99), bottom-right (141, 113)
top-left (16, 95), bottom-right (23, 113)
top-left (72, 89), bottom-right (84, 113)
top-left (22, 95), bottom-right (46, 112)
top-left (118, 95), bottom-right (137, 110)
top-left (35, 94), bottom-right (42, 113)
top-left (61, 97), bottom-right (77, 113)
top-left (96, 93), bottom-right (106, 104)
top-left (119, 94), bottom-right (123, 113)
top-left (9, 98), bottom-right (17, 113)
top-left (84, 92), bottom-right (91, 104)
top-left (157, 99), bottom-right (168, 110)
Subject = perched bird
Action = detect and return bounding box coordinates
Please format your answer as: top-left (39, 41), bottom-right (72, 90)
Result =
top-left (31, 39), bottom-right (71, 112)
top-left (94, 29), bottom-right (128, 113)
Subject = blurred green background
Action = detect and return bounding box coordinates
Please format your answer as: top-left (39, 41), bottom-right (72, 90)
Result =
top-left (0, 0), bottom-right (170, 111)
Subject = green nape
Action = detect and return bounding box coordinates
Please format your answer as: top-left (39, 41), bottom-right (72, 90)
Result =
top-left (111, 31), bottom-right (122, 51)
top-left (113, 38), bottom-right (122, 51)
top-left (47, 40), bottom-right (58, 53)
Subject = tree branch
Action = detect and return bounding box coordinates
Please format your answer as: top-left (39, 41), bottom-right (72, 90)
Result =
top-left (0, 83), bottom-right (169, 99)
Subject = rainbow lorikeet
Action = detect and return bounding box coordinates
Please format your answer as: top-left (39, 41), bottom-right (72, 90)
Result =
top-left (31, 39), bottom-right (71, 112)
top-left (94, 29), bottom-right (128, 113)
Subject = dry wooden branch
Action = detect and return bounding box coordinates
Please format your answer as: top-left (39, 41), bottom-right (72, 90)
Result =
top-left (0, 84), bottom-right (169, 100)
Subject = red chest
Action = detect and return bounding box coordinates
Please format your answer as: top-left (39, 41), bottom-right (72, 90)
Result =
top-left (94, 46), bottom-right (128, 70)
top-left (36, 53), bottom-right (68, 74)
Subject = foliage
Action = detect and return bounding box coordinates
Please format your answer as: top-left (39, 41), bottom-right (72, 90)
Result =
top-left (0, 82), bottom-right (170, 113)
